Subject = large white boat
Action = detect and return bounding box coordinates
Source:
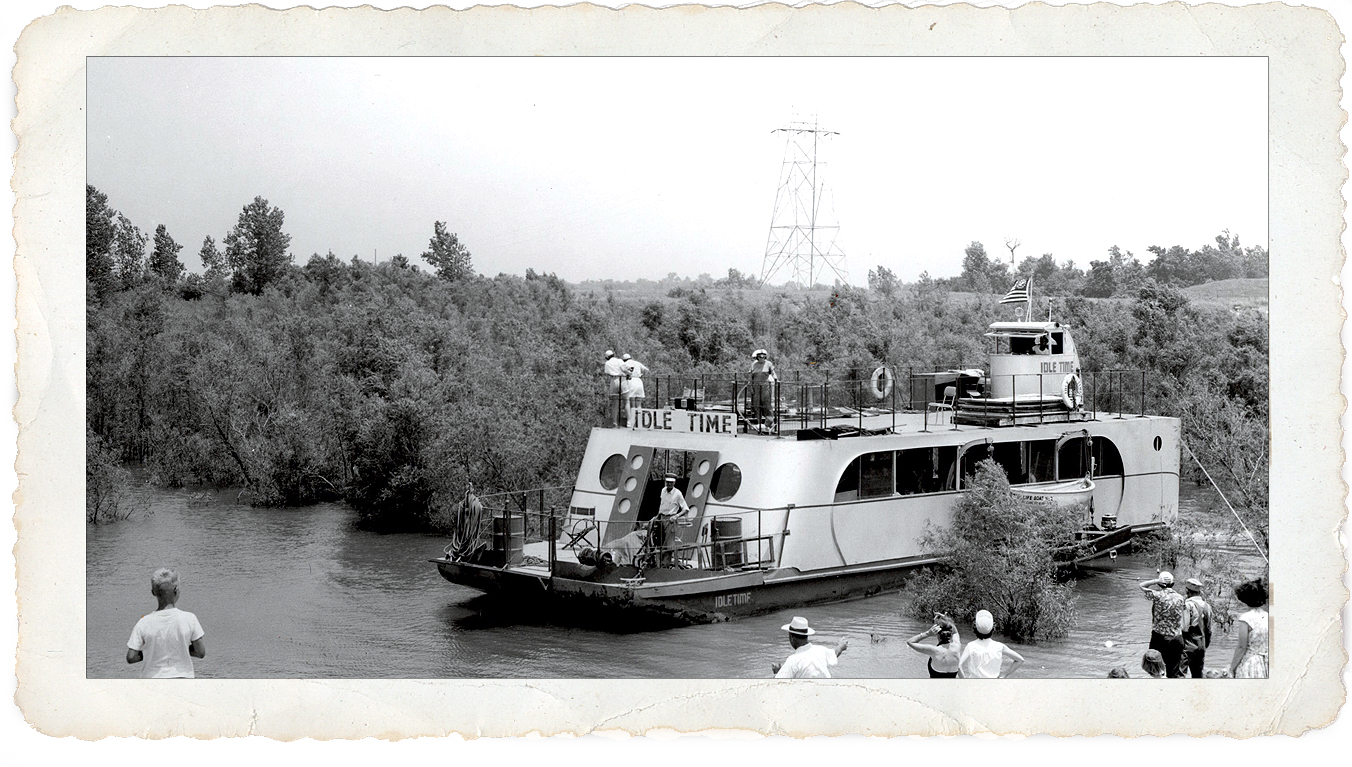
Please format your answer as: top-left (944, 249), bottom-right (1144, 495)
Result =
top-left (432, 318), bottom-right (1180, 625)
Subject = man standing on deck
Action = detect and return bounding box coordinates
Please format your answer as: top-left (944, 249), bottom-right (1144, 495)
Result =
top-left (603, 350), bottom-right (625, 427)
top-left (1139, 570), bottom-right (1187, 678)
top-left (126, 568), bottom-right (206, 678)
top-left (1181, 577), bottom-right (1213, 678)
top-left (772, 617), bottom-right (849, 678)
top-left (654, 473), bottom-right (691, 566)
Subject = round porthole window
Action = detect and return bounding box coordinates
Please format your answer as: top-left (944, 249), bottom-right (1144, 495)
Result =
top-left (1153, 436), bottom-right (1162, 451)
top-left (631, 454), bottom-right (645, 471)
top-left (691, 483), bottom-right (705, 499)
top-left (619, 498), bottom-right (632, 514)
top-left (624, 476), bottom-right (637, 492)
top-left (698, 459), bottom-right (712, 476)
top-left (599, 454), bottom-right (625, 490)
top-left (711, 463), bottom-right (742, 501)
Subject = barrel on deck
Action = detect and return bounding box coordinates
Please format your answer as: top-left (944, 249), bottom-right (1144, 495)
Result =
top-left (712, 518), bottom-right (744, 569)
top-left (492, 515), bottom-right (525, 566)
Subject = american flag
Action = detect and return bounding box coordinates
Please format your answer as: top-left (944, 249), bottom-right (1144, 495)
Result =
top-left (999, 278), bottom-right (1031, 304)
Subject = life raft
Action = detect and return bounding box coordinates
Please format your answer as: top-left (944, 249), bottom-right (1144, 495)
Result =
top-left (870, 366), bottom-right (893, 400)
top-left (1061, 373), bottom-right (1083, 410)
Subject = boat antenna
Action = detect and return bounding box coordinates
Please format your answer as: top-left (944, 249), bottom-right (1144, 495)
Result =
top-left (1047, 298), bottom-right (1052, 321)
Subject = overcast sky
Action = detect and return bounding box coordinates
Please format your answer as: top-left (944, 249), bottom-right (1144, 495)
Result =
top-left (87, 56), bottom-right (1267, 284)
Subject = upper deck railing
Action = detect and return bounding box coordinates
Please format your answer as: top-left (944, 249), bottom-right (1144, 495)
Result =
top-left (603, 367), bottom-right (1157, 435)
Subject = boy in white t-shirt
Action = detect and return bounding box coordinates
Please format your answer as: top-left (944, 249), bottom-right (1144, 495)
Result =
top-left (126, 568), bottom-right (206, 678)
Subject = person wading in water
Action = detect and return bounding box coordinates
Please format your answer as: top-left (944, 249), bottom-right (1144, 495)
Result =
top-left (905, 612), bottom-right (962, 678)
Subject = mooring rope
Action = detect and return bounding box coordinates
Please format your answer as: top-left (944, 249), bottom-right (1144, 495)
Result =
top-left (1181, 439), bottom-right (1268, 564)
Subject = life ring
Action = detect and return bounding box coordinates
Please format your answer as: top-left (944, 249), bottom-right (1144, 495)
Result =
top-left (869, 366), bottom-right (894, 400)
top-left (1061, 373), bottom-right (1083, 410)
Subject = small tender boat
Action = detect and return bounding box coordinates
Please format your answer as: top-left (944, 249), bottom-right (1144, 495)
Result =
top-left (431, 315), bottom-right (1179, 625)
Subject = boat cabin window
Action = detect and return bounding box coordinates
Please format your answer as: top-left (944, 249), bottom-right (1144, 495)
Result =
top-left (1050, 332), bottom-right (1064, 355)
top-left (599, 453), bottom-right (625, 490)
top-left (1008, 336), bottom-right (1037, 355)
top-left (961, 439), bottom-right (1059, 486)
top-left (1091, 436), bottom-right (1124, 477)
top-left (1058, 437), bottom-right (1087, 479)
top-left (711, 463), bottom-right (742, 501)
top-left (834, 451), bottom-right (895, 501)
top-left (895, 446), bottom-right (958, 495)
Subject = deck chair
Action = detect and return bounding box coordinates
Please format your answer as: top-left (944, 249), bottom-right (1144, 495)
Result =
top-left (560, 509), bottom-right (599, 551)
top-left (927, 385), bottom-right (957, 423)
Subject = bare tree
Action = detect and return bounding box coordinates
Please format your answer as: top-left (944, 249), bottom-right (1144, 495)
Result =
top-left (1004, 237), bottom-right (1021, 267)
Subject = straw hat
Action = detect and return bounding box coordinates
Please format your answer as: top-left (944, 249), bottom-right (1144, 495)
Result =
top-left (974, 609), bottom-right (994, 634)
top-left (781, 616), bottom-right (815, 636)
top-left (752, 349), bottom-right (767, 359)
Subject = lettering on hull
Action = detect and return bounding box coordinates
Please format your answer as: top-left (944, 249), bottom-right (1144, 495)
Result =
top-left (632, 408), bottom-right (736, 435)
top-left (713, 592), bottom-right (752, 609)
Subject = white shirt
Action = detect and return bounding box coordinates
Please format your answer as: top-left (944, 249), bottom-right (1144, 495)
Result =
top-left (957, 638), bottom-right (1008, 679)
top-left (658, 486), bottom-right (689, 517)
top-left (127, 607), bottom-right (205, 678)
top-left (623, 360), bottom-right (648, 379)
top-left (604, 357), bottom-right (625, 377)
top-left (775, 643), bottom-right (838, 678)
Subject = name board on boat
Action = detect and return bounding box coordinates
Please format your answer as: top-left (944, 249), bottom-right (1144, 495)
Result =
top-left (630, 408), bottom-right (737, 436)
top-left (1039, 360), bottom-right (1077, 374)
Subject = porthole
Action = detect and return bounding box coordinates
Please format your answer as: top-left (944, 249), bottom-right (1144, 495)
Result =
top-left (1153, 436), bottom-right (1162, 451)
top-left (698, 459), bottom-right (712, 476)
top-left (711, 463), bottom-right (742, 501)
top-left (599, 454), bottom-right (625, 490)
top-left (631, 454), bottom-right (645, 471)
top-left (619, 498), bottom-right (632, 514)
top-left (624, 476), bottom-right (637, 492)
top-left (691, 483), bottom-right (705, 499)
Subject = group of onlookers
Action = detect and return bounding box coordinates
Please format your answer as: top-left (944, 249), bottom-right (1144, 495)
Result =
top-left (602, 349), bottom-right (649, 427)
top-left (1135, 571), bottom-right (1268, 679)
top-left (773, 574), bottom-right (1269, 680)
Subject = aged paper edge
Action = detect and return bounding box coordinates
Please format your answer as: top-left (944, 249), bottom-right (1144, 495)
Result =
top-left (11, 2), bottom-right (1348, 738)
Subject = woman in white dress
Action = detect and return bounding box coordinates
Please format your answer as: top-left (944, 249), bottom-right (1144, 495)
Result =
top-left (622, 354), bottom-right (649, 426)
top-left (1229, 577), bottom-right (1269, 679)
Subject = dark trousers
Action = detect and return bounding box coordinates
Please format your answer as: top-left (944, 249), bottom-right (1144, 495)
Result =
top-left (1150, 632), bottom-right (1186, 678)
top-left (1182, 645), bottom-right (1206, 678)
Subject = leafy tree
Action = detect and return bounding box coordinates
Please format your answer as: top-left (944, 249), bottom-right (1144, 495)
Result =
top-left (421, 221), bottom-right (473, 281)
top-left (110, 212), bottom-right (148, 290)
top-left (198, 235), bottom-right (228, 284)
top-left (86, 185), bottom-right (117, 299)
top-left (867, 264), bottom-right (900, 296)
top-left (149, 224), bottom-right (185, 283)
top-left (959, 241), bottom-right (1010, 293)
top-left (909, 459), bottom-right (1085, 642)
top-left (225, 196), bottom-right (292, 294)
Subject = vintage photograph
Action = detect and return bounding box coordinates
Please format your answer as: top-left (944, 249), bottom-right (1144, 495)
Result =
top-left (82, 55), bottom-right (1271, 681)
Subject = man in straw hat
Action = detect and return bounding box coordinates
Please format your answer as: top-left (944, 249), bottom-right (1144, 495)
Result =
top-left (772, 616), bottom-right (849, 678)
top-left (957, 609), bottom-right (1024, 678)
top-left (1181, 576), bottom-right (1213, 678)
top-left (1139, 570), bottom-right (1187, 678)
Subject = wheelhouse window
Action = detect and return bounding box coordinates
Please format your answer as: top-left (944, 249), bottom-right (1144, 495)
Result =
top-left (896, 446), bottom-right (958, 495)
top-left (1050, 332), bottom-right (1064, 355)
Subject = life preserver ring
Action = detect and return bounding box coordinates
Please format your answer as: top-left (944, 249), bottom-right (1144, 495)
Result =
top-left (1061, 373), bottom-right (1083, 410)
top-left (869, 366), bottom-right (894, 400)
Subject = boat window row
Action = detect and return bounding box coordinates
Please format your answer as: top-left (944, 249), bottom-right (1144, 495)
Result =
top-left (833, 435), bottom-right (1123, 502)
top-left (599, 452), bottom-right (742, 501)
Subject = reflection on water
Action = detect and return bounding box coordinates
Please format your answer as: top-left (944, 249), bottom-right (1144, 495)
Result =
top-left (87, 485), bottom-right (1265, 678)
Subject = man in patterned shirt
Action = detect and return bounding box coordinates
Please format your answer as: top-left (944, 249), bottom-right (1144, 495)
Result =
top-left (1139, 570), bottom-right (1187, 678)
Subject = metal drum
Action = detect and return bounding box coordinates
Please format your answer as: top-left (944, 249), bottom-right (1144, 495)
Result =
top-left (712, 518), bottom-right (743, 569)
top-left (492, 514), bottom-right (525, 566)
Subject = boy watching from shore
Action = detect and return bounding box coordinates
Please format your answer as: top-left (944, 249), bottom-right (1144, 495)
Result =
top-left (126, 568), bottom-right (206, 678)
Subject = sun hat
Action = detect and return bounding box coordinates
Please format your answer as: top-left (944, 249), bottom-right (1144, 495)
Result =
top-left (974, 609), bottom-right (994, 634)
top-left (605, 350), bottom-right (614, 358)
top-left (1158, 571), bottom-right (1174, 585)
top-left (1185, 577), bottom-right (1204, 590)
top-left (752, 349), bottom-right (767, 358)
top-left (781, 616), bottom-right (815, 636)
top-left (622, 353), bottom-right (631, 361)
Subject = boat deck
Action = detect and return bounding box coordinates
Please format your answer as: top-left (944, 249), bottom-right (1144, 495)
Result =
top-left (722, 406), bottom-right (1158, 438)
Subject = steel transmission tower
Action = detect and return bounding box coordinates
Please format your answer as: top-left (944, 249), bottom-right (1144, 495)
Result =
top-left (759, 120), bottom-right (847, 287)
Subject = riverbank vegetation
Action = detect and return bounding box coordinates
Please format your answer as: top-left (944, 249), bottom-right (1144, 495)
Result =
top-left (85, 186), bottom-right (1269, 549)
top-left (909, 459), bottom-right (1085, 642)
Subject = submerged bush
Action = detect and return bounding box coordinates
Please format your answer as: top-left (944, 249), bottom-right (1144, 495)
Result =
top-left (909, 459), bottom-right (1086, 642)
top-left (86, 427), bottom-right (139, 524)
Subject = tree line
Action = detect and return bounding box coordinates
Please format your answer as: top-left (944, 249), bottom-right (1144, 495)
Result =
top-left (86, 185), bottom-right (1266, 556)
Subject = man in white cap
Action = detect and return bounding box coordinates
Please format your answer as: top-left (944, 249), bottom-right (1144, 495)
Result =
top-left (621, 353), bottom-right (649, 426)
top-left (772, 617), bottom-right (849, 678)
top-left (957, 609), bottom-right (1024, 678)
top-left (747, 349), bottom-right (776, 422)
top-left (603, 350), bottom-right (625, 427)
top-left (654, 473), bottom-right (690, 565)
top-left (1139, 570), bottom-right (1187, 678)
top-left (1180, 577), bottom-right (1213, 678)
